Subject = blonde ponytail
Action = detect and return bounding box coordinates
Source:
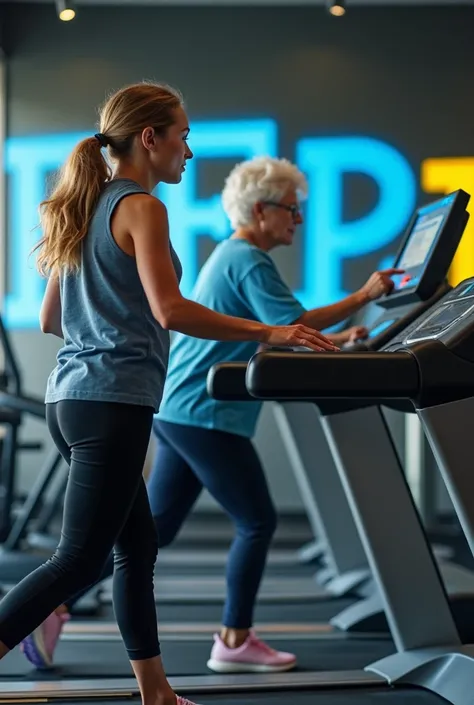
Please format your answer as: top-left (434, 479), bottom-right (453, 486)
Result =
top-left (34, 81), bottom-right (182, 278)
top-left (35, 136), bottom-right (111, 277)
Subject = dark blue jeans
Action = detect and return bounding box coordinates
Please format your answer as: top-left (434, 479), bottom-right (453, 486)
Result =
top-left (149, 420), bottom-right (277, 628)
top-left (70, 420), bottom-right (277, 629)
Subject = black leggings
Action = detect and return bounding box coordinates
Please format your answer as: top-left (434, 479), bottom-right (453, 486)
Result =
top-left (0, 400), bottom-right (159, 660)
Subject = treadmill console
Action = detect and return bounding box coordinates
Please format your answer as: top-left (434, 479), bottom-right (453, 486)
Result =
top-left (405, 281), bottom-right (474, 348)
top-left (379, 190), bottom-right (469, 309)
top-left (346, 190), bottom-right (470, 352)
top-left (383, 277), bottom-right (474, 356)
top-left (380, 275), bottom-right (474, 407)
top-left (349, 285), bottom-right (451, 352)
top-left (405, 299), bottom-right (474, 344)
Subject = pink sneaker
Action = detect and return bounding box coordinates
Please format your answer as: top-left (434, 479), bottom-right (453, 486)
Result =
top-left (20, 610), bottom-right (70, 669)
top-left (207, 631), bottom-right (297, 673)
top-left (176, 698), bottom-right (200, 705)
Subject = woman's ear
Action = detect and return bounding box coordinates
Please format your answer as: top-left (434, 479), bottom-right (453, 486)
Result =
top-left (253, 202), bottom-right (264, 222)
top-left (141, 127), bottom-right (158, 151)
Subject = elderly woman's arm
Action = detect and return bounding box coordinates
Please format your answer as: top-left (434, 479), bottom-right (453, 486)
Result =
top-left (296, 268), bottom-right (403, 330)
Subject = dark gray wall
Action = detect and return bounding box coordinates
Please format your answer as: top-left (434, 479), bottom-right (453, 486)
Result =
top-left (4, 2), bottom-right (474, 510)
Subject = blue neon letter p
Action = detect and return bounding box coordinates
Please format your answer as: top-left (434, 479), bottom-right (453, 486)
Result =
top-left (295, 137), bottom-right (416, 308)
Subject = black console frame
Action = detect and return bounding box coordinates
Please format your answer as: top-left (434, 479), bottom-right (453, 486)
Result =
top-left (380, 189), bottom-right (470, 309)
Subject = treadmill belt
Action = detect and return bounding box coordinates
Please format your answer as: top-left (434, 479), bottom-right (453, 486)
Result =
top-left (154, 562), bottom-right (317, 577)
top-left (0, 637), bottom-right (395, 680)
top-left (192, 690), bottom-right (447, 704)
top-left (93, 599), bottom-right (356, 624)
top-left (24, 689), bottom-right (448, 705)
top-left (102, 575), bottom-right (332, 603)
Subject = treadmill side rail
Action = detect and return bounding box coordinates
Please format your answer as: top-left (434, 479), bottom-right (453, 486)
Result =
top-left (273, 402), bottom-right (370, 582)
top-left (0, 671), bottom-right (386, 701)
top-left (419, 398), bottom-right (474, 566)
top-left (367, 644), bottom-right (474, 705)
top-left (320, 406), bottom-right (460, 652)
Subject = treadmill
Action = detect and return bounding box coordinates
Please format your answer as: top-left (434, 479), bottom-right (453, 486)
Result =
top-left (275, 189), bottom-right (469, 597)
top-left (209, 190), bottom-right (474, 639)
top-left (241, 273), bottom-right (474, 705)
top-left (6, 280), bottom-right (474, 705)
top-left (278, 191), bottom-right (474, 639)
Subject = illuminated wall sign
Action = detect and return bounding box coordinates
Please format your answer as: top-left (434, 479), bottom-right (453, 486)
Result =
top-left (4, 120), bottom-right (471, 329)
top-left (422, 158), bottom-right (474, 287)
top-left (296, 136), bottom-right (416, 307)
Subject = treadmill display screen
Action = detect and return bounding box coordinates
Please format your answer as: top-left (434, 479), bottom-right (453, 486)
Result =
top-left (368, 319), bottom-right (396, 339)
top-left (391, 203), bottom-right (451, 293)
top-left (406, 299), bottom-right (474, 343)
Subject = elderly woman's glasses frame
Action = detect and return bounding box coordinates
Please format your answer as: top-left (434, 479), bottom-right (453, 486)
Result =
top-left (261, 201), bottom-right (301, 222)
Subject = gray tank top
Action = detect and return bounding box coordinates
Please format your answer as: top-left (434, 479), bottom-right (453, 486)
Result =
top-left (45, 179), bottom-right (182, 412)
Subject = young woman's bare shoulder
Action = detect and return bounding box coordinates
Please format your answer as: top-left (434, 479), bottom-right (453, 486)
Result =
top-left (116, 193), bottom-right (168, 225)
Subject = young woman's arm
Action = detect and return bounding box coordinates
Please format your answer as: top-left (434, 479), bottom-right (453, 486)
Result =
top-left (40, 277), bottom-right (63, 338)
top-left (124, 195), bottom-right (337, 352)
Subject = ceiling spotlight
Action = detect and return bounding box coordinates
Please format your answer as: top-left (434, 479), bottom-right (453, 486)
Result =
top-left (328, 0), bottom-right (346, 16)
top-left (56, 0), bottom-right (76, 21)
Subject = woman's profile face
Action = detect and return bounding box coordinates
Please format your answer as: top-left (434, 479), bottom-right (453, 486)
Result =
top-left (258, 187), bottom-right (303, 247)
top-left (149, 106), bottom-right (194, 184)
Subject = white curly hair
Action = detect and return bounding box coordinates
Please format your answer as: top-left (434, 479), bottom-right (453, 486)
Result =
top-left (221, 156), bottom-right (308, 229)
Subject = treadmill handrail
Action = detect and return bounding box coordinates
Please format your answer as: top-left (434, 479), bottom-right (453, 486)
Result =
top-left (207, 362), bottom-right (252, 401)
top-left (0, 391), bottom-right (46, 419)
top-left (246, 350), bottom-right (420, 401)
top-left (0, 314), bottom-right (22, 396)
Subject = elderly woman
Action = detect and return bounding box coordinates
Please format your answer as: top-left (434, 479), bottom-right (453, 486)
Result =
top-left (25, 156), bottom-right (400, 672)
top-left (148, 157), bottom-right (399, 673)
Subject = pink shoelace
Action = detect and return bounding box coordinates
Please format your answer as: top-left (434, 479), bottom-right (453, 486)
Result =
top-left (247, 632), bottom-right (277, 654)
top-left (176, 697), bottom-right (199, 705)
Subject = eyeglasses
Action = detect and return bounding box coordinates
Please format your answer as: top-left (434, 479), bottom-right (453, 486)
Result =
top-left (262, 201), bottom-right (301, 222)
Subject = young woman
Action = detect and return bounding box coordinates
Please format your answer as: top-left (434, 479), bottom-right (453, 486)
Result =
top-left (0, 82), bottom-right (335, 705)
